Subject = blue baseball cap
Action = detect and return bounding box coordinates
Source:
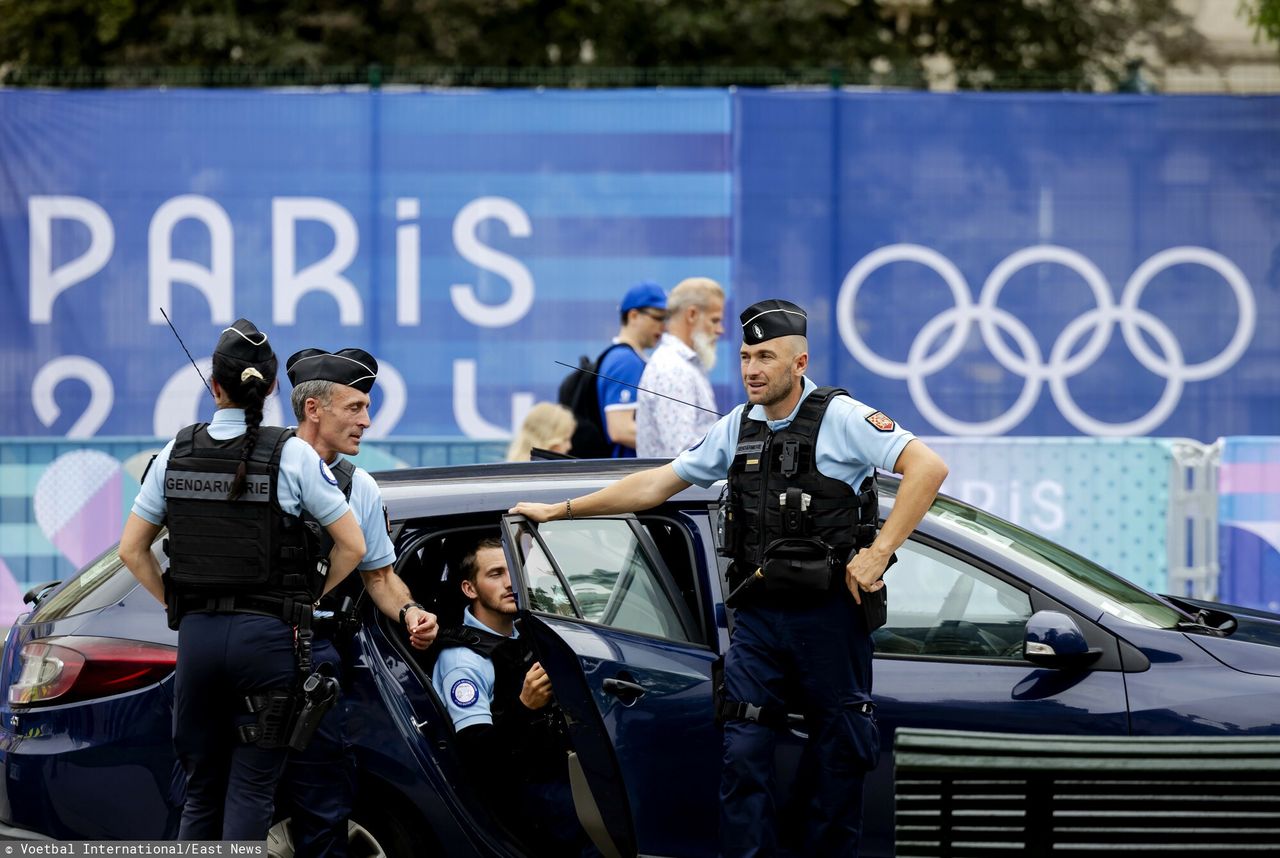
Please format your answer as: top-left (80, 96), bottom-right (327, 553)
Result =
top-left (619, 281), bottom-right (668, 314)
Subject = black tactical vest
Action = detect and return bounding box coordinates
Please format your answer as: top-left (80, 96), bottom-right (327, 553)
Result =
top-left (435, 624), bottom-right (565, 773)
top-left (312, 457), bottom-right (360, 614)
top-left (163, 424), bottom-right (320, 624)
top-left (722, 387), bottom-right (879, 597)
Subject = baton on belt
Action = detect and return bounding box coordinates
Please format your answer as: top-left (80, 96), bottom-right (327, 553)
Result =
top-left (725, 568), bottom-right (764, 606)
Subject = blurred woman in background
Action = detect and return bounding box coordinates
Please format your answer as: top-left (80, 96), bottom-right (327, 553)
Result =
top-left (506, 402), bottom-right (576, 461)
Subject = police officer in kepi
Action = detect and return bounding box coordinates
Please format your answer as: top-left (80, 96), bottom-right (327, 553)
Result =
top-left (432, 537), bottom-right (595, 858)
top-left (278, 346), bottom-right (439, 858)
top-left (512, 299), bottom-right (949, 857)
top-left (119, 319), bottom-right (366, 842)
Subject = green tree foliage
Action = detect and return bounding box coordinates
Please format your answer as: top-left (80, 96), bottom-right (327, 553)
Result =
top-left (0, 0), bottom-right (1209, 89)
top-left (1241, 0), bottom-right (1280, 47)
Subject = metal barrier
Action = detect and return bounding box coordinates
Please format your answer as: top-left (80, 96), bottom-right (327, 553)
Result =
top-left (0, 65), bottom-right (1145, 91)
top-left (1167, 439), bottom-right (1220, 599)
top-left (922, 437), bottom-right (1220, 596)
top-left (1217, 436), bottom-right (1280, 613)
top-left (894, 728), bottom-right (1280, 856)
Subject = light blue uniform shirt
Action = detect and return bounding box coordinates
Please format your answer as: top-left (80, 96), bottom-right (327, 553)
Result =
top-left (672, 377), bottom-right (915, 491)
top-left (432, 608), bottom-right (518, 732)
top-left (132, 409), bottom-right (349, 527)
top-left (337, 459), bottom-right (396, 571)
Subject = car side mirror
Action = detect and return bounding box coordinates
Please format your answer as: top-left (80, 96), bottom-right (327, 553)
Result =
top-left (1024, 610), bottom-right (1102, 670)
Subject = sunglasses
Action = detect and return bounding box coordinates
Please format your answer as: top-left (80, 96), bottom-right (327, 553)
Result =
top-left (639, 309), bottom-right (669, 322)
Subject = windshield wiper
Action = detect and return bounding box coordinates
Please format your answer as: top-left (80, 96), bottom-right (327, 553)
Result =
top-left (1175, 608), bottom-right (1238, 637)
top-left (1162, 595), bottom-right (1238, 637)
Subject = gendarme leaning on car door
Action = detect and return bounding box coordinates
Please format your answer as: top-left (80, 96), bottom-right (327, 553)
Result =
top-left (512, 298), bottom-right (949, 857)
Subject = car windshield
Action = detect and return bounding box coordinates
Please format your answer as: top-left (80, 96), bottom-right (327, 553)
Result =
top-left (28, 533), bottom-right (165, 623)
top-left (926, 494), bottom-right (1188, 630)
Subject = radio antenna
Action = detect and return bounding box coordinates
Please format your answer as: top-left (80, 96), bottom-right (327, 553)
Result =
top-left (160, 308), bottom-right (213, 397)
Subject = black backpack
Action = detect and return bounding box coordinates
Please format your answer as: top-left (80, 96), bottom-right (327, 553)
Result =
top-left (557, 342), bottom-right (632, 459)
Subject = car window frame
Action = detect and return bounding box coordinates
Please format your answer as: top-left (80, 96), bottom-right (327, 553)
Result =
top-left (877, 530), bottom-right (1128, 672)
top-left (502, 513), bottom-right (709, 649)
top-left (874, 534), bottom-right (1036, 664)
top-left (636, 506), bottom-right (717, 647)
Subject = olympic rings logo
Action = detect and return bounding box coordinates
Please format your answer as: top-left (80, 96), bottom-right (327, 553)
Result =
top-left (837, 245), bottom-right (1255, 437)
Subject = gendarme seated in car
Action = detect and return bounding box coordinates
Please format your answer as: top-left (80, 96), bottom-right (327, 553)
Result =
top-left (3, 459), bottom-right (1279, 858)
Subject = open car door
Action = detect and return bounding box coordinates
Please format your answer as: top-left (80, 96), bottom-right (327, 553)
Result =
top-left (501, 514), bottom-right (721, 858)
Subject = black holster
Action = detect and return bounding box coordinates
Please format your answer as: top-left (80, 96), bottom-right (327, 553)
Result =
top-left (239, 688), bottom-right (299, 749)
top-left (716, 482), bottom-right (737, 558)
top-left (287, 664), bottom-right (341, 751)
top-left (332, 595), bottom-right (361, 645)
top-left (714, 655), bottom-right (804, 732)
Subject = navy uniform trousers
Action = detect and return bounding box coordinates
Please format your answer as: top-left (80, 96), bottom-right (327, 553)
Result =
top-left (720, 588), bottom-right (878, 858)
top-left (173, 612), bottom-right (297, 840)
top-left (277, 636), bottom-right (354, 858)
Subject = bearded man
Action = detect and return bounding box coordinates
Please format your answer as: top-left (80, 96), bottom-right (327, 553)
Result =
top-left (636, 277), bottom-right (726, 457)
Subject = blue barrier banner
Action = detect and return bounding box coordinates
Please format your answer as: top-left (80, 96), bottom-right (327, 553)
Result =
top-left (1218, 437), bottom-right (1280, 612)
top-left (736, 91), bottom-right (1278, 441)
top-left (0, 89), bottom-right (734, 440)
top-left (2, 89), bottom-right (1278, 443)
top-left (3, 90), bottom-right (1278, 619)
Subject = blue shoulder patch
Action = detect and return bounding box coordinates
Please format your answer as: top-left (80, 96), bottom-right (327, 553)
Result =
top-left (319, 459), bottom-right (339, 486)
top-left (450, 679), bottom-right (479, 708)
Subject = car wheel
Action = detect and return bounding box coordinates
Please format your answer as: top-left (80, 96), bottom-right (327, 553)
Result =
top-left (266, 810), bottom-right (401, 858)
top-left (265, 818), bottom-right (297, 858)
top-left (348, 799), bottom-right (421, 858)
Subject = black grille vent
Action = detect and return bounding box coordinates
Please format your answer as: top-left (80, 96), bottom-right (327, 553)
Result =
top-left (895, 729), bottom-right (1280, 857)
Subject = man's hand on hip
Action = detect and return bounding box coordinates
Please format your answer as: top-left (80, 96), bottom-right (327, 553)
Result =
top-left (845, 545), bottom-right (891, 605)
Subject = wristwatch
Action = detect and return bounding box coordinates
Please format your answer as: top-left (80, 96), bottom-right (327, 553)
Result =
top-left (399, 601), bottom-right (425, 625)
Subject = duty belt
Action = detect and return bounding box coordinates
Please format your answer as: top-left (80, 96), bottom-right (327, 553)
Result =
top-left (175, 592), bottom-right (312, 624)
top-left (716, 698), bottom-right (875, 730)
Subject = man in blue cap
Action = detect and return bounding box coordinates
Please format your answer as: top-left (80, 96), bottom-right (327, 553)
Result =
top-left (596, 281), bottom-right (667, 458)
top-left (513, 298), bottom-right (949, 857)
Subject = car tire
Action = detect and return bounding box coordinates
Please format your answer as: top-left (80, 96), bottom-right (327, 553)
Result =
top-left (349, 796), bottom-right (424, 858)
top-left (267, 800), bottom-right (421, 858)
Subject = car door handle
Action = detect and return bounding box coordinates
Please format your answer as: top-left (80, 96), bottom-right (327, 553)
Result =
top-left (602, 676), bottom-right (646, 702)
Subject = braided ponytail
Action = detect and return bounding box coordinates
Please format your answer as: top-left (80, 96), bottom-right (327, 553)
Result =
top-left (229, 372), bottom-right (269, 500)
top-left (212, 353), bottom-right (279, 501)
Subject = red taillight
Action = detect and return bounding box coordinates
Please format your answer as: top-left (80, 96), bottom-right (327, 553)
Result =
top-left (8, 636), bottom-right (178, 707)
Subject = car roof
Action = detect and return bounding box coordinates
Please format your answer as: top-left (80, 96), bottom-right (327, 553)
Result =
top-left (372, 456), bottom-right (666, 485)
top-left (372, 458), bottom-right (901, 521)
top-left (373, 458), bottom-right (710, 519)
top-left (373, 457), bottom-right (904, 487)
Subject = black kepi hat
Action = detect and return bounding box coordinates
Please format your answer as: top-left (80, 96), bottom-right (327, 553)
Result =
top-left (740, 299), bottom-right (807, 345)
top-left (286, 348), bottom-right (379, 394)
top-left (214, 318), bottom-right (274, 364)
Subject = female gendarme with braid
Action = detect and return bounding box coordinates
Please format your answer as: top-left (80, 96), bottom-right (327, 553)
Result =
top-left (119, 319), bottom-right (364, 841)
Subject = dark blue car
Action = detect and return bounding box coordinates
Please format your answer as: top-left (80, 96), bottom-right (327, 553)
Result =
top-left (3, 459), bottom-right (1279, 857)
